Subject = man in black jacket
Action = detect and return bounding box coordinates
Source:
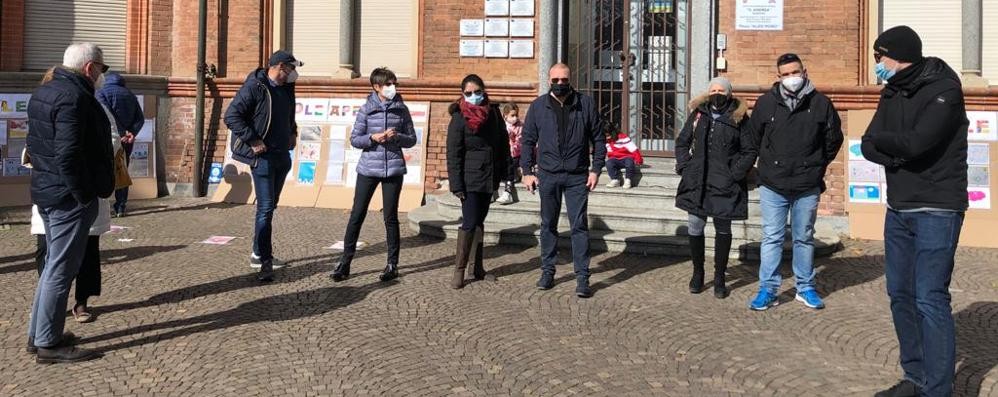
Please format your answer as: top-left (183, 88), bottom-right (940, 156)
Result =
top-left (863, 26), bottom-right (968, 397)
top-left (747, 53), bottom-right (843, 312)
top-left (520, 63), bottom-right (606, 298)
top-left (224, 50), bottom-right (301, 282)
top-left (26, 43), bottom-right (114, 364)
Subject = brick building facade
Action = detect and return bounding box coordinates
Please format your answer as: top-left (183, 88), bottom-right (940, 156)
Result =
top-left (2, 0), bottom-right (997, 217)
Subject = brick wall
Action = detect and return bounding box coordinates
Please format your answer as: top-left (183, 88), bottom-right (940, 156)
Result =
top-left (0, 0), bottom-right (25, 72)
top-left (717, 0), bottom-right (861, 87)
top-left (149, 0), bottom-right (174, 76)
top-left (421, 0), bottom-right (539, 82)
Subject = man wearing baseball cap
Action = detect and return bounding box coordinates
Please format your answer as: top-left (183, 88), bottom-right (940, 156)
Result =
top-left (224, 50), bottom-right (303, 282)
top-left (863, 26), bottom-right (968, 397)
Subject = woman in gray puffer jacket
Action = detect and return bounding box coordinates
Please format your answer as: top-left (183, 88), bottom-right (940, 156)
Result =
top-left (331, 68), bottom-right (417, 283)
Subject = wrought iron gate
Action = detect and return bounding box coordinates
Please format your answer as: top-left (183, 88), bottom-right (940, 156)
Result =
top-left (567, 0), bottom-right (692, 156)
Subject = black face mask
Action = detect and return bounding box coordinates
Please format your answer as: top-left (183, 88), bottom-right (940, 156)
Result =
top-left (709, 93), bottom-right (729, 110)
top-left (551, 83), bottom-right (573, 97)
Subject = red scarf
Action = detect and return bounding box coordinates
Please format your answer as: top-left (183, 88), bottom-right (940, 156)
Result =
top-left (459, 98), bottom-right (490, 134)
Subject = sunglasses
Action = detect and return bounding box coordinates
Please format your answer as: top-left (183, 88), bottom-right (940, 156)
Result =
top-left (463, 89), bottom-right (484, 97)
top-left (93, 61), bottom-right (109, 74)
top-left (550, 78), bottom-right (570, 84)
top-left (874, 52), bottom-right (883, 63)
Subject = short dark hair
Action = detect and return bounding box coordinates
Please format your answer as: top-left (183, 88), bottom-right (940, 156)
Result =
top-left (370, 67), bottom-right (397, 86)
top-left (461, 74), bottom-right (486, 91)
top-left (777, 53), bottom-right (803, 68)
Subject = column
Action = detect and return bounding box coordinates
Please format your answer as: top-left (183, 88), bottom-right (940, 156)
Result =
top-left (335, 0), bottom-right (358, 78)
top-left (962, 0), bottom-right (987, 86)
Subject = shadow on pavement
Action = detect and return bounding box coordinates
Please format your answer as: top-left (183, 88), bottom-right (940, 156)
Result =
top-left (955, 301), bottom-right (998, 397)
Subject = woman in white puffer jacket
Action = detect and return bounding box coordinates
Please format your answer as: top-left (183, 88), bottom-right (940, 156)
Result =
top-left (30, 100), bottom-right (121, 323)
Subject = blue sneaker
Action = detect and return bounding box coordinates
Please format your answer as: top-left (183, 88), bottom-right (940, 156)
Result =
top-left (795, 290), bottom-right (825, 309)
top-left (749, 290), bottom-right (779, 311)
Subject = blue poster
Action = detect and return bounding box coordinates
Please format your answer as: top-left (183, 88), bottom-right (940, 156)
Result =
top-left (297, 161), bottom-right (316, 186)
top-left (208, 162), bottom-right (223, 184)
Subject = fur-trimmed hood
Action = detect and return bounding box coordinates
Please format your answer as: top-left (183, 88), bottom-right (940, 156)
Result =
top-left (687, 92), bottom-right (748, 123)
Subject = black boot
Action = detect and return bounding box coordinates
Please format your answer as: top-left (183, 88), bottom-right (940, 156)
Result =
top-left (452, 229), bottom-right (474, 289)
top-left (330, 261), bottom-right (350, 282)
top-left (713, 233), bottom-right (732, 299)
top-left (379, 263), bottom-right (399, 282)
top-left (689, 235), bottom-right (706, 294)
top-left (575, 276), bottom-right (593, 298)
top-left (257, 261), bottom-right (274, 282)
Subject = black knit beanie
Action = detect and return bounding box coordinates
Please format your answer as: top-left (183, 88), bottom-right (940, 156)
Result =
top-left (874, 26), bottom-right (923, 63)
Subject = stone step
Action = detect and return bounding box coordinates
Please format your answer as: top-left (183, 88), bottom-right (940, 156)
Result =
top-left (435, 192), bottom-right (765, 238)
top-left (408, 200), bottom-right (842, 261)
top-left (501, 184), bottom-right (765, 218)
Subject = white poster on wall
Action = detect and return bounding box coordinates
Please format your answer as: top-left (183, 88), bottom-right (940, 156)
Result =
top-left (736, 0), bottom-right (784, 31)
top-left (485, 40), bottom-right (510, 58)
top-left (509, 18), bottom-right (534, 37)
top-left (485, 18), bottom-right (510, 37)
top-left (460, 19), bottom-right (485, 36)
top-left (510, 0), bottom-right (534, 16)
top-left (485, 0), bottom-right (510, 16)
top-left (460, 40), bottom-right (485, 57)
top-left (509, 40), bottom-right (535, 58)
top-left (0, 94), bottom-right (30, 119)
top-left (967, 111), bottom-right (998, 141)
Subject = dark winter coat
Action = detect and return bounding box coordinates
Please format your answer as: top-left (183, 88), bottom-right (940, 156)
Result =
top-left (519, 92), bottom-right (607, 176)
top-left (446, 102), bottom-right (510, 194)
top-left (350, 92), bottom-right (418, 178)
top-left (675, 94), bottom-right (757, 220)
top-left (26, 67), bottom-right (115, 207)
top-left (749, 83), bottom-right (843, 195)
top-left (224, 69), bottom-right (298, 167)
top-left (861, 57), bottom-right (968, 211)
top-left (96, 73), bottom-right (145, 136)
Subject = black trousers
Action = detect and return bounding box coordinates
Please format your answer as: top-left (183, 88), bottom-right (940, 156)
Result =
top-left (340, 174), bottom-right (404, 266)
top-left (35, 234), bottom-right (101, 304)
top-left (460, 192), bottom-right (493, 231)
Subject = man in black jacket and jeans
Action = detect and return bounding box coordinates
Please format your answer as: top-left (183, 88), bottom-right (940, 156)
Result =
top-left (747, 53), bottom-right (843, 312)
top-left (224, 50), bottom-right (302, 282)
top-left (864, 26), bottom-right (968, 397)
top-left (521, 63), bottom-right (606, 298)
top-left (26, 43), bottom-right (114, 363)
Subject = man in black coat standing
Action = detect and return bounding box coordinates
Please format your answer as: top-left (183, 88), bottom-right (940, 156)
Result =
top-left (25, 43), bottom-right (114, 364)
top-left (747, 53), bottom-right (843, 312)
top-left (864, 26), bottom-right (968, 397)
top-left (520, 63), bottom-right (606, 298)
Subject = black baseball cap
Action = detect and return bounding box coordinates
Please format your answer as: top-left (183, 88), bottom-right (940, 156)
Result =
top-left (268, 50), bottom-right (303, 67)
top-left (777, 53), bottom-right (803, 67)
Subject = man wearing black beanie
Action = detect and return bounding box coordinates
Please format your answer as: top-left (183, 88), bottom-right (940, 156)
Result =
top-left (863, 25), bottom-right (969, 397)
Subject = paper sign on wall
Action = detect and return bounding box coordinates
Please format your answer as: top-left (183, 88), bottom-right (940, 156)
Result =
top-left (736, 0), bottom-right (784, 31)
top-left (967, 111), bottom-right (998, 141)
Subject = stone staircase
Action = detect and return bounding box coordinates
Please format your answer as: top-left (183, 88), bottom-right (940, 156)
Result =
top-left (407, 157), bottom-right (842, 260)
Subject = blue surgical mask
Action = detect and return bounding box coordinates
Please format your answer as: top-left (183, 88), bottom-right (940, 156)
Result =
top-left (875, 62), bottom-right (897, 81)
top-left (464, 93), bottom-right (484, 106)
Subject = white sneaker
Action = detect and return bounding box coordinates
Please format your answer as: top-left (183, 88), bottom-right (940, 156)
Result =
top-left (250, 254), bottom-right (286, 269)
top-left (623, 178), bottom-right (632, 189)
top-left (606, 179), bottom-right (621, 188)
top-left (496, 190), bottom-right (513, 205)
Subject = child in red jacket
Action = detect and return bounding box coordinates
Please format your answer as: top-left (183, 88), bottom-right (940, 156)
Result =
top-left (605, 125), bottom-right (644, 189)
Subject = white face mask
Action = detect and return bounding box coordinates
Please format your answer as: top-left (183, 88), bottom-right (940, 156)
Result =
top-left (285, 69), bottom-right (299, 84)
top-left (505, 116), bottom-right (519, 125)
top-left (381, 84), bottom-right (397, 100)
top-left (781, 76), bottom-right (804, 92)
top-left (94, 73), bottom-right (106, 90)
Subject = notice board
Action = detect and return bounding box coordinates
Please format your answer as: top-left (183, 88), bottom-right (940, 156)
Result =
top-left (0, 93), bottom-right (159, 207)
top-left (845, 109), bottom-right (998, 248)
top-left (212, 98), bottom-right (430, 212)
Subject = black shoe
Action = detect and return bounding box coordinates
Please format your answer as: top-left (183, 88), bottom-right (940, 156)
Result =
top-left (330, 262), bottom-right (350, 282)
top-left (713, 280), bottom-right (730, 299)
top-left (36, 346), bottom-right (101, 364)
top-left (575, 278), bottom-right (593, 298)
top-left (536, 272), bottom-right (554, 290)
top-left (874, 380), bottom-right (921, 397)
top-left (26, 332), bottom-right (79, 355)
top-left (379, 263), bottom-right (399, 282)
top-left (257, 262), bottom-right (274, 282)
top-left (689, 269), bottom-right (705, 294)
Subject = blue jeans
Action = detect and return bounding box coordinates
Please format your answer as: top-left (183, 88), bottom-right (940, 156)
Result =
top-left (758, 185), bottom-right (820, 294)
top-left (28, 197), bottom-right (99, 347)
top-left (606, 157), bottom-right (635, 180)
top-left (884, 209), bottom-right (963, 397)
top-left (251, 151), bottom-right (292, 261)
top-left (538, 171), bottom-right (590, 279)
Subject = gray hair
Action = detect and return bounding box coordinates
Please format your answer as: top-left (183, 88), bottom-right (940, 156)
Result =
top-left (708, 76), bottom-right (732, 95)
top-left (62, 43), bottom-right (104, 70)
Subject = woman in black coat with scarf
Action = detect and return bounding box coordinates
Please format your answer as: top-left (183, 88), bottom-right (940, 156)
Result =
top-left (446, 74), bottom-right (510, 289)
top-left (675, 77), bottom-right (758, 299)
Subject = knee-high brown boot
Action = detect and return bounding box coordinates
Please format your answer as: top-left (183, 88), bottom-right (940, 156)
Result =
top-left (452, 229), bottom-right (475, 289)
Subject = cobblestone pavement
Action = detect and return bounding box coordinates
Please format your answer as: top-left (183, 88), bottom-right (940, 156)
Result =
top-left (1, 197), bottom-right (996, 397)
